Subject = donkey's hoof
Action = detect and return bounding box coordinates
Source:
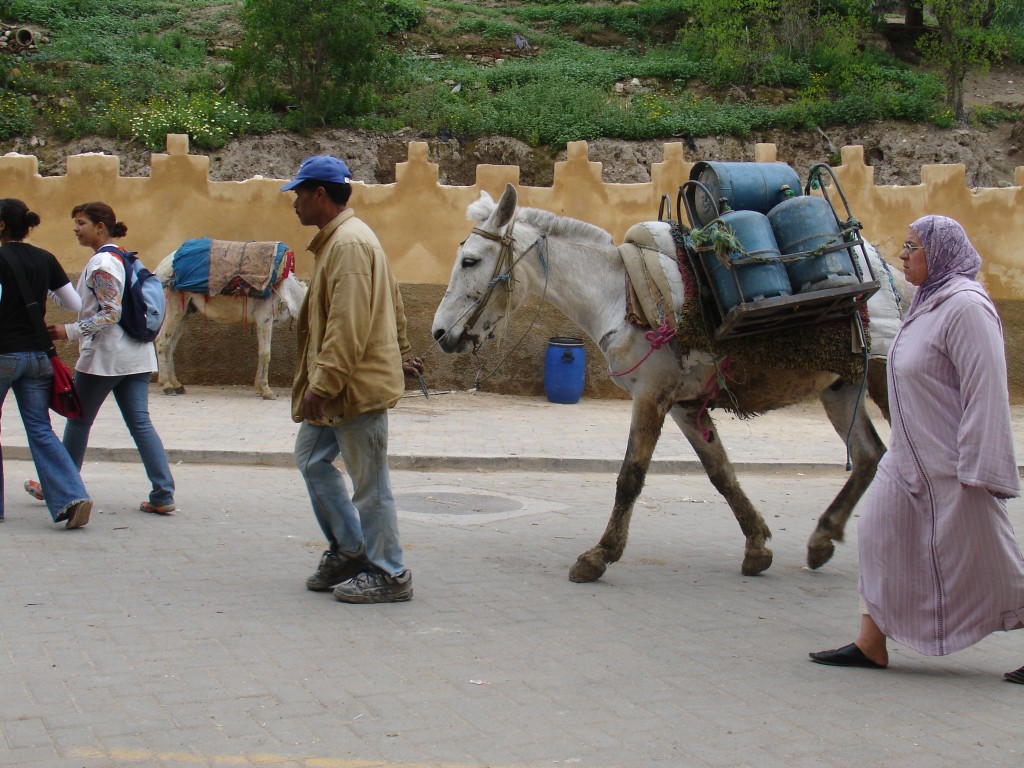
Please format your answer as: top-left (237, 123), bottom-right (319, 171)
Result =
top-left (163, 386), bottom-right (184, 396)
top-left (259, 390), bottom-right (278, 400)
top-left (569, 552), bottom-right (607, 583)
top-left (741, 551), bottom-right (773, 576)
top-left (807, 542), bottom-right (835, 570)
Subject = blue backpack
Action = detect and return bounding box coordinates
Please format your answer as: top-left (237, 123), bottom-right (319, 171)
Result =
top-left (97, 244), bottom-right (166, 342)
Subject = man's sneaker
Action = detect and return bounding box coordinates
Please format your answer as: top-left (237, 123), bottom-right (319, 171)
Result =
top-left (333, 567), bottom-right (413, 604)
top-left (306, 547), bottom-right (368, 592)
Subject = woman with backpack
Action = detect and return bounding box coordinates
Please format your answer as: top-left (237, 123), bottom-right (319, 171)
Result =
top-left (0, 198), bottom-right (93, 528)
top-left (26, 201), bottom-right (175, 515)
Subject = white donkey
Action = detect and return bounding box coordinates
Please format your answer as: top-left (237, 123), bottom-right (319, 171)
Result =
top-left (153, 248), bottom-right (307, 400)
top-left (432, 184), bottom-right (912, 581)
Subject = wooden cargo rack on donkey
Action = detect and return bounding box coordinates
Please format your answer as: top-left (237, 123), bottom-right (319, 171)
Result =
top-left (681, 161), bottom-right (879, 341)
top-left (622, 161), bottom-right (880, 385)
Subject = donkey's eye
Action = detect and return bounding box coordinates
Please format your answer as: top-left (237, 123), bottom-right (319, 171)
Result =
top-left (461, 257), bottom-right (481, 269)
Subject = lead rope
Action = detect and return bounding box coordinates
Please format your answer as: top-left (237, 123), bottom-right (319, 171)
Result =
top-left (839, 252), bottom-right (903, 471)
top-left (842, 311), bottom-right (870, 472)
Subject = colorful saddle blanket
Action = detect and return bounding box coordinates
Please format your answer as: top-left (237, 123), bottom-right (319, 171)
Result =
top-left (171, 238), bottom-right (294, 299)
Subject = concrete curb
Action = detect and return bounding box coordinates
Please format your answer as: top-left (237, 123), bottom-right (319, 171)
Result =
top-left (2, 444), bottom-right (853, 474)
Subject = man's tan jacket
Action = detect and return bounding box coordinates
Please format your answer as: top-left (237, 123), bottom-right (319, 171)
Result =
top-left (291, 208), bottom-right (412, 424)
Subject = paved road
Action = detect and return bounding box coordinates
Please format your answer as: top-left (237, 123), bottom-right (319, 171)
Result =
top-left (1, 388), bottom-right (1023, 767)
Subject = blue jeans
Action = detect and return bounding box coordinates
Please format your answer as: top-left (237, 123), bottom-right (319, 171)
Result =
top-left (295, 411), bottom-right (405, 576)
top-left (63, 371), bottom-right (175, 506)
top-left (0, 351), bottom-right (90, 521)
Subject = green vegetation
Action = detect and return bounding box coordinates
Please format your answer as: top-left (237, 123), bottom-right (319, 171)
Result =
top-left (0, 0), bottom-right (1020, 149)
top-left (130, 93), bottom-right (256, 149)
top-left (229, 0), bottom-right (400, 131)
top-left (918, 0), bottom-right (1010, 119)
top-left (0, 0), bottom-right (241, 147)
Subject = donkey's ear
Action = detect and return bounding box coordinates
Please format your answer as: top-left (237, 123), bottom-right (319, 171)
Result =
top-left (492, 183), bottom-right (517, 229)
top-left (466, 189), bottom-right (495, 222)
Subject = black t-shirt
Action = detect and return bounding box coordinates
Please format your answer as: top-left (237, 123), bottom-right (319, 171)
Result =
top-left (0, 242), bottom-right (72, 353)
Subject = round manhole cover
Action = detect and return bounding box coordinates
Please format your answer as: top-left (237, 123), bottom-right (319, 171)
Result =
top-left (396, 491), bottom-right (522, 516)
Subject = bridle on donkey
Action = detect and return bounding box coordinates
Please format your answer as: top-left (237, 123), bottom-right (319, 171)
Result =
top-left (423, 211), bottom-right (550, 386)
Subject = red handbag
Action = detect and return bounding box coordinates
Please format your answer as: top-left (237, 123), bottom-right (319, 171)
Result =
top-left (48, 355), bottom-right (83, 419)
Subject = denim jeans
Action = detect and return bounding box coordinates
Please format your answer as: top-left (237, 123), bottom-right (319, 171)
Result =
top-left (63, 371), bottom-right (175, 506)
top-left (294, 411), bottom-right (405, 576)
top-left (0, 351), bottom-right (90, 521)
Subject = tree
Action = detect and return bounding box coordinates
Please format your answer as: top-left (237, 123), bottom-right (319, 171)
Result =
top-left (916, 0), bottom-right (1006, 120)
top-left (905, 1), bottom-right (924, 27)
top-left (230, 0), bottom-right (392, 128)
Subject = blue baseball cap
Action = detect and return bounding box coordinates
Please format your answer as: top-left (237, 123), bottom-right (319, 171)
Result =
top-left (280, 155), bottom-right (352, 191)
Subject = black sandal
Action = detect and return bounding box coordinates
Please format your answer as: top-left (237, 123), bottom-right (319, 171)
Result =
top-left (1004, 666), bottom-right (1024, 685)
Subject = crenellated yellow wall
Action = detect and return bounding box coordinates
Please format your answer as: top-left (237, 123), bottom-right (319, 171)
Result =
top-left (4, 134), bottom-right (1023, 398)
top-left (828, 145), bottom-right (1024, 301)
top-left (5, 135), bottom-right (1022, 299)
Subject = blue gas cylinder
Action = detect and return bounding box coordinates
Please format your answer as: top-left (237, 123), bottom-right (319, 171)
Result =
top-left (544, 337), bottom-right (586, 404)
top-left (700, 210), bottom-right (792, 315)
top-left (767, 196), bottom-right (858, 293)
top-left (687, 161), bottom-right (802, 227)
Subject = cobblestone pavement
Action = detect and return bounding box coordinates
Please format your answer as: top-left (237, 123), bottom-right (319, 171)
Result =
top-left (1, 387), bottom-right (1023, 767)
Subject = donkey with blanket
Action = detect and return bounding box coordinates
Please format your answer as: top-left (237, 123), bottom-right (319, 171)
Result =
top-left (155, 238), bottom-right (307, 400)
top-left (431, 184), bottom-right (913, 581)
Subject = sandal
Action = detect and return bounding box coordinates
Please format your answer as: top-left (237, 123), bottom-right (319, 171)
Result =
top-left (140, 501), bottom-right (176, 515)
top-left (24, 479), bottom-right (44, 501)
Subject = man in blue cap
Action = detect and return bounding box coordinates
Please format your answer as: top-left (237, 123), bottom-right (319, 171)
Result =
top-left (282, 155), bottom-right (424, 603)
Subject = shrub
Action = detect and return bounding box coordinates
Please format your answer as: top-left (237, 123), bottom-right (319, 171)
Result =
top-left (754, 56), bottom-right (811, 89)
top-left (0, 90), bottom-right (34, 139)
top-left (131, 94), bottom-right (252, 150)
top-left (824, 94), bottom-right (879, 125)
top-left (231, 0), bottom-right (395, 128)
top-left (931, 108), bottom-right (956, 129)
top-left (971, 104), bottom-right (1020, 126)
top-left (382, 0), bottom-right (426, 32)
top-left (515, 0), bottom-right (692, 43)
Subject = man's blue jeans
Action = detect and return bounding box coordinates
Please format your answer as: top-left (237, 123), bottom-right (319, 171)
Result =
top-left (295, 411), bottom-right (405, 576)
top-left (63, 371), bottom-right (175, 507)
top-left (0, 351), bottom-right (90, 521)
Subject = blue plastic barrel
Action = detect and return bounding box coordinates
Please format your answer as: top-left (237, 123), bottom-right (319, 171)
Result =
top-left (767, 196), bottom-right (858, 293)
top-left (544, 337), bottom-right (586, 404)
top-left (701, 210), bottom-right (792, 315)
top-left (687, 161), bottom-right (802, 227)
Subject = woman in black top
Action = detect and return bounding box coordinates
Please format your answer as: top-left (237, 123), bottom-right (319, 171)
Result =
top-left (0, 198), bottom-right (92, 528)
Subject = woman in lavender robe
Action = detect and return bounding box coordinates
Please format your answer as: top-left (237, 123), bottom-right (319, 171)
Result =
top-left (809, 215), bottom-right (1024, 685)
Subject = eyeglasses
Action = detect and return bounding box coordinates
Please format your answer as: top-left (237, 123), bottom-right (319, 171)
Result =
top-left (902, 242), bottom-right (924, 252)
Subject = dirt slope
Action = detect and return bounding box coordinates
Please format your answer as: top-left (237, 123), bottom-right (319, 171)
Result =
top-left (7, 65), bottom-right (1024, 189)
